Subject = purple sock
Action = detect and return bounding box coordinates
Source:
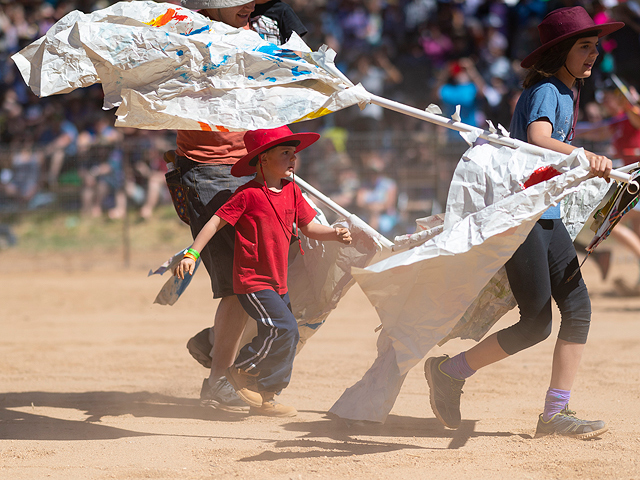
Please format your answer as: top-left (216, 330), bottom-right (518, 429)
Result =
top-left (440, 352), bottom-right (476, 380)
top-left (543, 388), bottom-right (571, 422)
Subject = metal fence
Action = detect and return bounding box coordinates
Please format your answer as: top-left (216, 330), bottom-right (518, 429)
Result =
top-left (0, 129), bottom-right (613, 239)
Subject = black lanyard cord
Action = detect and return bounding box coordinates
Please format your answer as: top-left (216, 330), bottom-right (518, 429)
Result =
top-left (258, 163), bottom-right (305, 255)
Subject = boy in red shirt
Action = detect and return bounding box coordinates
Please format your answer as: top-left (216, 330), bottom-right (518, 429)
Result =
top-left (175, 126), bottom-right (352, 416)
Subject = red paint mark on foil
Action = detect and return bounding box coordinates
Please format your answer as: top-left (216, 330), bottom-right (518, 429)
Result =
top-left (523, 165), bottom-right (561, 188)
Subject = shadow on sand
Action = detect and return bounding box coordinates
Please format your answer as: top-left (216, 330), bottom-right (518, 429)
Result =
top-left (0, 390), bottom-right (246, 441)
top-left (236, 412), bottom-right (518, 461)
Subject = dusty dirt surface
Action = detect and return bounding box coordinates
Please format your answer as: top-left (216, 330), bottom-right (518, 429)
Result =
top-left (1, 244), bottom-right (640, 480)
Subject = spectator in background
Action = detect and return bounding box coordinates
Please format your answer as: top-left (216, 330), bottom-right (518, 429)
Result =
top-left (77, 114), bottom-right (169, 221)
top-left (347, 49), bottom-right (402, 132)
top-left (301, 127), bottom-right (351, 195)
top-left (419, 21), bottom-right (453, 69)
top-left (338, 1), bottom-right (374, 62)
top-left (356, 150), bottom-right (398, 237)
top-left (435, 58), bottom-right (483, 141)
top-left (37, 108), bottom-right (79, 188)
top-left (608, 2), bottom-right (640, 91)
top-left (1, 88), bottom-right (26, 143)
top-left (34, 2), bottom-right (57, 38)
top-left (124, 131), bottom-right (170, 221)
top-left (0, 135), bottom-right (43, 211)
top-left (404, 0), bottom-right (437, 33)
top-left (333, 166), bottom-right (360, 213)
top-left (77, 112), bottom-right (124, 218)
top-left (0, 4), bottom-right (38, 55)
top-left (577, 79), bottom-right (640, 293)
top-left (306, 127), bottom-right (360, 213)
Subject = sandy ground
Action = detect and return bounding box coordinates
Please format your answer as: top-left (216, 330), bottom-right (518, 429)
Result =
top-left (1, 243), bottom-right (640, 480)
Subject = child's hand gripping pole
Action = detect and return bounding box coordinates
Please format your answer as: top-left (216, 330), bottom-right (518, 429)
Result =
top-left (335, 227), bottom-right (352, 245)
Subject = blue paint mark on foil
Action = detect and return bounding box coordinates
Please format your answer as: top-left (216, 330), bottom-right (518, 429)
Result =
top-left (181, 25), bottom-right (209, 36)
top-left (203, 54), bottom-right (229, 72)
top-left (291, 66), bottom-right (311, 76)
top-left (300, 321), bottom-right (325, 330)
top-left (255, 44), bottom-right (301, 61)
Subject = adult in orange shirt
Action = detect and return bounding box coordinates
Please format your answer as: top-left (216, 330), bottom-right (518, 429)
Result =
top-left (177, 0), bottom-right (256, 412)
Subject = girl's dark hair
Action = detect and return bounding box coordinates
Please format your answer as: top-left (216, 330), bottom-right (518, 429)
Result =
top-left (523, 31), bottom-right (601, 89)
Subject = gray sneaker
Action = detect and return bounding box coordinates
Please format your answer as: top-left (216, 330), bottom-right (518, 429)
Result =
top-left (424, 355), bottom-right (465, 429)
top-left (535, 406), bottom-right (607, 440)
top-left (187, 328), bottom-right (213, 369)
top-left (200, 377), bottom-right (248, 413)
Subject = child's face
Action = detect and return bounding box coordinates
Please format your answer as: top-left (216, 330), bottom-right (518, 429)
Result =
top-left (260, 145), bottom-right (297, 177)
top-left (565, 36), bottom-right (600, 79)
top-left (205, 1), bottom-right (255, 28)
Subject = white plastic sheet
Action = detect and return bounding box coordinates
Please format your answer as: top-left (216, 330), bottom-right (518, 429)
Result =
top-left (12, 1), bottom-right (370, 131)
top-left (330, 143), bottom-right (610, 423)
top-left (287, 197), bottom-right (385, 352)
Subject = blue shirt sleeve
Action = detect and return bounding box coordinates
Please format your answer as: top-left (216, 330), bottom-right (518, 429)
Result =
top-left (527, 83), bottom-right (569, 142)
top-left (528, 85), bottom-right (558, 127)
top-left (510, 79), bottom-right (574, 143)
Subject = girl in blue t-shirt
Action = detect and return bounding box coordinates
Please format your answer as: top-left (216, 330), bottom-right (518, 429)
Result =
top-left (424, 7), bottom-right (624, 439)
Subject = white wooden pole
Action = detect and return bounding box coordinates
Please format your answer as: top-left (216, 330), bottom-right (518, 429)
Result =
top-left (293, 175), bottom-right (395, 249)
top-left (321, 60), bottom-right (635, 184)
top-left (368, 93), bottom-right (636, 190)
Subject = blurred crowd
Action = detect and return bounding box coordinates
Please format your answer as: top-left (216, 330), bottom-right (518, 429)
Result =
top-left (0, 1), bottom-right (173, 222)
top-left (0, 0), bottom-right (639, 236)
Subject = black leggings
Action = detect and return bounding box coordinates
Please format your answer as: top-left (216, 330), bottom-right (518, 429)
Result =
top-left (497, 219), bottom-right (591, 355)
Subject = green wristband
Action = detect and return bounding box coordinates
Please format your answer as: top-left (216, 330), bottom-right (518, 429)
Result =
top-left (186, 247), bottom-right (200, 260)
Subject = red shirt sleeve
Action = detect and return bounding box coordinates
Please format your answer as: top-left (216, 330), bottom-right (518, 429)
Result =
top-left (216, 188), bottom-right (246, 226)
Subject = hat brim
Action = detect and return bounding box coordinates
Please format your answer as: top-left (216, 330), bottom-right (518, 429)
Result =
top-left (520, 22), bottom-right (624, 69)
top-left (231, 132), bottom-right (321, 177)
top-left (181, 0), bottom-right (253, 9)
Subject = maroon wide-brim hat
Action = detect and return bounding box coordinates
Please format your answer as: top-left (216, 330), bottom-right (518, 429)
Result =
top-left (231, 125), bottom-right (320, 177)
top-left (521, 6), bottom-right (624, 69)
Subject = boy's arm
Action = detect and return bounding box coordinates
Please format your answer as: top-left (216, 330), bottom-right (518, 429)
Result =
top-left (174, 214), bottom-right (229, 279)
top-left (192, 214), bottom-right (228, 253)
top-left (300, 222), bottom-right (351, 245)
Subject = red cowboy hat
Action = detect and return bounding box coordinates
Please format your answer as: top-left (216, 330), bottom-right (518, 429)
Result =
top-left (521, 6), bottom-right (624, 69)
top-left (231, 125), bottom-right (320, 177)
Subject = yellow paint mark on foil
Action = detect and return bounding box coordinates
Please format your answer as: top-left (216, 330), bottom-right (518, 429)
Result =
top-left (294, 108), bottom-right (334, 122)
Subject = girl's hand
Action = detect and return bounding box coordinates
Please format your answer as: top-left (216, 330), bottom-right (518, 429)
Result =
top-left (174, 257), bottom-right (195, 279)
top-left (585, 151), bottom-right (612, 181)
top-left (335, 227), bottom-right (352, 245)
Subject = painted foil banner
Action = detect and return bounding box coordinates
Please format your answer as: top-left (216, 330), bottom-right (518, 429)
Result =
top-left (12, 1), bottom-right (370, 132)
top-left (330, 144), bottom-right (610, 423)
